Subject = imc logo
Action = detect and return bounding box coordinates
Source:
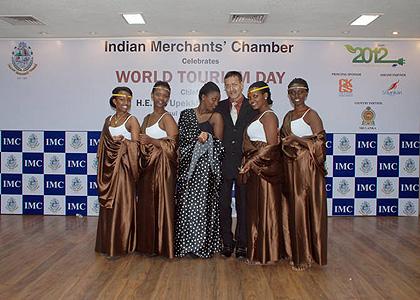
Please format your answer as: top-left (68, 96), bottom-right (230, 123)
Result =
top-left (23, 195), bottom-right (43, 215)
top-left (44, 175), bottom-right (65, 195)
top-left (377, 156), bottom-right (399, 177)
top-left (1, 174), bottom-right (22, 194)
top-left (88, 175), bottom-right (98, 196)
top-left (338, 79), bottom-right (353, 96)
top-left (88, 132), bottom-right (101, 153)
top-left (44, 131), bottom-right (65, 153)
top-left (66, 196), bottom-right (87, 216)
top-left (332, 199), bottom-right (354, 216)
top-left (399, 178), bottom-right (419, 198)
top-left (66, 153), bottom-right (87, 174)
top-left (22, 153), bottom-right (44, 174)
top-left (333, 156), bottom-right (355, 177)
top-left (399, 134), bottom-right (419, 155)
top-left (1, 131), bottom-right (22, 152)
top-left (325, 177), bottom-right (332, 198)
top-left (356, 134), bottom-right (377, 155)
top-left (326, 133), bottom-right (333, 155)
top-left (383, 80), bottom-right (402, 96)
top-left (355, 178), bottom-right (376, 198)
top-left (377, 199), bottom-right (398, 216)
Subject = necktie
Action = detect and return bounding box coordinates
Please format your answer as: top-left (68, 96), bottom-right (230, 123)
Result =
top-left (231, 102), bottom-right (238, 125)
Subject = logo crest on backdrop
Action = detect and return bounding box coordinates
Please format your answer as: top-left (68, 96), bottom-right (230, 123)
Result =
top-left (48, 155), bottom-right (62, 170)
top-left (382, 136), bottom-right (395, 152)
top-left (360, 158), bottom-right (373, 174)
top-left (337, 179), bottom-right (351, 195)
top-left (6, 154), bottom-right (19, 170)
top-left (404, 158), bottom-right (416, 174)
top-left (403, 201), bottom-right (416, 216)
top-left (70, 177), bottom-right (83, 192)
top-left (359, 201), bottom-right (373, 215)
top-left (91, 199), bottom-right (100, 214)
top-left (27, 176), bottom-right (40, 192)
top-left (338, 136), bottom-right (351, 152)
top-left (361, 106), bottom-right (375, 126)
top-left (70, 134), bottom-right (83, 150)
top-left (48, 198), bottom-right (62, 213)
top-left (8, 41), bottom-right (38, 75)
top-left (26, 133), bottom-right (40, 149)
top-left (382, 179), bottom-right (395, 195)
top-left (6, 197), bottom-right (18, 212)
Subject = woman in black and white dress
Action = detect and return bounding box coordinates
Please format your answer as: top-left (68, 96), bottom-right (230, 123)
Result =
top-left (174, 81), bottom-right (225, 258)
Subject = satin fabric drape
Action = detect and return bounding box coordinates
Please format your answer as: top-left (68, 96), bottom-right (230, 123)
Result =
top-left (239, 134), bottom-right (289, 264)
top-left (280, 111), bottom-right (328, 269)
top-left (95, 117), bottom-right (139, 257)
top-left (136, 131), bottom-right (178, 258)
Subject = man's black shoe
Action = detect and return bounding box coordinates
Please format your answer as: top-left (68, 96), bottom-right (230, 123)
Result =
top-left (235, 247), bottom-right (247, 260)
top-left (221, 245), bottom-right (233, 258)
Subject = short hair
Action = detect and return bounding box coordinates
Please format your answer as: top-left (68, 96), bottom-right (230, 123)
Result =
top-left (109, 86), bottom-right (133, 108)
top-left (199, 82), bottom-right (220, 101)
top-left (152, 80), bottom-right (171, 93)
top-left (248, 81), bottom-right (273, 105)
top-left (288, 78), bottom-right (309, 92)
top-left (224, 71), bottom-right (242, 82)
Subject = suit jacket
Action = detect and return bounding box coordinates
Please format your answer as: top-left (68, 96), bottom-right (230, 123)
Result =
top-left (215, 96), bottom-right (258, 179)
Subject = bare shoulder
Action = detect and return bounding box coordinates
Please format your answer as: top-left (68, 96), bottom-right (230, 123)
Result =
top-left (306, 108), bottom-right (323, 122)
top-left (261, 110), bottom-right (279, 124)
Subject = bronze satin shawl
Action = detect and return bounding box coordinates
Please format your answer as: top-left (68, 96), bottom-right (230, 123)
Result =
top-left (96, 119), bottom-right (139, 208)
top-left (280, 111), bottom-right (328, 268)
top-left (137, 132), bottom-right (178, 258)
top-left (95, 118), bottom-right (139, 257)
top-left (239, 134), bottom-right (288, 264)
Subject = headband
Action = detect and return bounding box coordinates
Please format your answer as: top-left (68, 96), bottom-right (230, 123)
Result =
top-left (153, 86), bottom-right (171, 92)
top-left (288, 86), bottom-right (308, 91)
top-left (112, 93), bottom-right (132, 98)
top-left (248, 86), bottom-right (269, 93)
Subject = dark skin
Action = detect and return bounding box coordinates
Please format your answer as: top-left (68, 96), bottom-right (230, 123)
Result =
top-left (110, 90), bottom-right (140, 141)
top-left (239, 88), bottom-right (279, 174)
top-left (139, 86), bottom-right (178, 147)
top-left (282, 83), bottom-right (324, 148)
top-left (194, 90), bottom-right (224, 143)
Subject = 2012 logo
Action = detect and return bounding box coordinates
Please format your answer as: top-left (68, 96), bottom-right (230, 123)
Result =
top-left (345, 45), bottom-right (405, 66)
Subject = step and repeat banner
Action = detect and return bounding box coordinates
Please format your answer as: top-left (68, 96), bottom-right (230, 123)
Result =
top-left (0, 38), bottom-right (419, 217)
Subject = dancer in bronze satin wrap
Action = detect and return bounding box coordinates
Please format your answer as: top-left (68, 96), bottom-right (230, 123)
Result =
top-left (239, 81), bottom-right (286, 265)
top-left (280, 78), bottom-right (327, 270)
top-left (95, 86), bottom-right (141, 258)
top-left (137, 81), bottom-right (178, 258)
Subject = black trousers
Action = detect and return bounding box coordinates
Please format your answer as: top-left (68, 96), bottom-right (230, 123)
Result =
top-left (220, 178), bottom-right (247, 249)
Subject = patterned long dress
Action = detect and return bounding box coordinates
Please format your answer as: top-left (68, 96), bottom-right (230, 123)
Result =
top-left (174, 109), bottom-right (224, 258)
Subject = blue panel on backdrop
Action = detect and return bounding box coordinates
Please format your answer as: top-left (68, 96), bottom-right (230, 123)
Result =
top-left (1, 174), bottom-right (22, 194)
top-left (22, 153), bottom-right (44, 174)
top-left (66, 153), bottom-right (87, 174)
top-left (333, 156), bottom-right (355, 177)
top-left (399, 178), bottom-right (420, 198)
top-left (23, 195), bottom-right (43, 215)
top-left (66, 196), bottom-right (87, 216)
top-left (44, 174), bottom-right (65, 195)
top-left (87, 131), bottom-right (101, 153)
top-left (1, 131), bottom-right (22, 152)
top-left (399, 134), bottom-right (420, 155)
top-left (377, 156), bottom-right (399, 177)
top-left (44, 131), bottom-right (65, 153)
top-left (326, 133), bottom-right (333, 155)
top-left (377, 199), bottom-right (398, 216)
top-left (332, 199), bottom-right (354, 216)
top-left (325, 177), bottom-right (333, 198)
top-left (356, 134), bottom-right (377, 155)
top-left (355, 177), bottom-right (377, 198)
top-left (88, 175), bottom-right (98, 196)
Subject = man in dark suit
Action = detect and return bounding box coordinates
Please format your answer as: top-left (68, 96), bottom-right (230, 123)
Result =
top-left (215, 71), bottom-right (258, 259)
